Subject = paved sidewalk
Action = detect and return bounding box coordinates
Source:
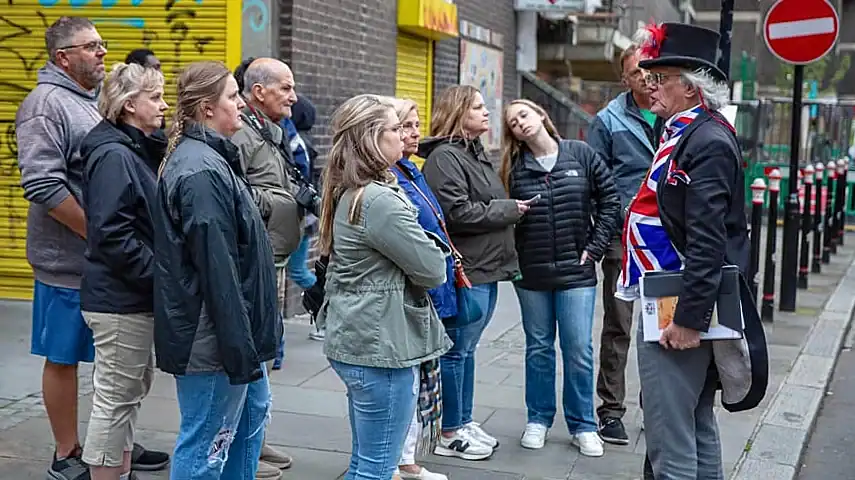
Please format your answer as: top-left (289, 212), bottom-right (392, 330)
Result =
top-left (0, 237), bottom-right (853, 480)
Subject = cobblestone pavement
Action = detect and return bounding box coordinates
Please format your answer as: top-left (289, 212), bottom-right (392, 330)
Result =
top-left (1, 236), bottom-right (853, 480)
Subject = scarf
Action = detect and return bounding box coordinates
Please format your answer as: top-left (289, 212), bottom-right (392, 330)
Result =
top-left (616, 105), bottom-right (704, 301)
top-left (416, 359), bottom-right (442, 456)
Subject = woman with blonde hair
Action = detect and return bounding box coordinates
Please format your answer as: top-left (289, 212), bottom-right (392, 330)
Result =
top-left (500, 99), bottom-right (619, 456)
top-left (421, 85), bottom-right (531, 460)
top-left (316, 94), bottom-right (452, 479)
top-left (79, 62), bottom-right (169, 480)
top-left (153, 61), bottom-right (281, 480)
top-left (388, 98), bottom-right (452, 480)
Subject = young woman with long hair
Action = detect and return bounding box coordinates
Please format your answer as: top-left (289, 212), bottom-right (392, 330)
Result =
top-left (316, 94), bottom-right (452, 480)
top-left (420, 86), bottom-right (531, 460)
top-left (500, 99), bottom-right (619, 456)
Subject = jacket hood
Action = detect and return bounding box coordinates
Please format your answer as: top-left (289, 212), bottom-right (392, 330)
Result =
top-left (291, 96), bottom-right (316, 131)
top-left (418, 136), bottom-right (480, 159)
top-left (80, 119), bottom-right (166, 169)
top-left (38, 61), bottom-right (100, 101)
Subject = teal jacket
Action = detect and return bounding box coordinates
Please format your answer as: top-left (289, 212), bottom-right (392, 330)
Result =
top-left (318, 181), bottom-right (453, 368)
top-left (587, 92), bottom-right (658, 227)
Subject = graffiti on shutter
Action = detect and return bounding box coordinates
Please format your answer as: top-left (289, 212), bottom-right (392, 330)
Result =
top-left (0, 0), bottom-right (235, 299)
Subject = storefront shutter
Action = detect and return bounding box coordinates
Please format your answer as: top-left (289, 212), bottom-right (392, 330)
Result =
top-left (395, 32), bottom-right (433, 169)
top-left (0, 0), bottom-right (238, 300)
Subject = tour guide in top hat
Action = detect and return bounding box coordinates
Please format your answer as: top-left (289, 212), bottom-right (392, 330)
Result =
top-left (620, 22), bottom-right (768, 479)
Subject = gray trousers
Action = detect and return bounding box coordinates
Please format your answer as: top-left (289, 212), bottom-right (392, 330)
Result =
top-left (637, 323), bottom-right (724, 480)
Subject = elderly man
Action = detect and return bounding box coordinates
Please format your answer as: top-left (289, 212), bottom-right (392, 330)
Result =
top-left (231, 57), bottom-right (301, 480)
top-left (619, 23), bottom-right (756, 479)
top-left (586, 42), bottom-right (657, 445)
top-left (15, 16), bottom-right (168, 480)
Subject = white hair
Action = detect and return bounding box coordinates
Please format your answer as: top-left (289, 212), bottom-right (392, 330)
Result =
top-left (680, 69), bottom-right (731, 111)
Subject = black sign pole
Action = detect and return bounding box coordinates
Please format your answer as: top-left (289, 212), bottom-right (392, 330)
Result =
top-left (779, 64), bottom-right (803, 312)
top-left (717, 0), bottom-right (735, 78)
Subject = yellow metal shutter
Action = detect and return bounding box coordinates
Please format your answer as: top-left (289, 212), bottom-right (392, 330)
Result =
top-left (395, 32), bottom-right (432, 169)
top-left (0, 0), bottom-right (239, 300)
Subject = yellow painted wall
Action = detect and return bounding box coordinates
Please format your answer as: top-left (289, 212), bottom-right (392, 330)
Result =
top-left (0, 0), bottom-right (239, 300)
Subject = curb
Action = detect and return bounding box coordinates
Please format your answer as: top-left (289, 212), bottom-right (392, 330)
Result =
top-left (730, 255), bottom-right (855, 480)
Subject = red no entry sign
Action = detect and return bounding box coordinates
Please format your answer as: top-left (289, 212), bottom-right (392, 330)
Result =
top-left (764, 0), bottom-right (839, 65)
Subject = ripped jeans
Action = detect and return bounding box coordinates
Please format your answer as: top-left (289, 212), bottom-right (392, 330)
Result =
top-left (170, 366), bottom-right (270, 480)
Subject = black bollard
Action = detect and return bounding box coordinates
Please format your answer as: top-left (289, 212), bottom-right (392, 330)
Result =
top-left (835, 159), bottom-right (847, 246)
top-left (799, 165), bottom-right (814, 289)
top-left (762, 169), bottom-right (782, 322)
top-left (823, 161), bottom-right (836, 263)
top-left (749, 179), bottom-right (767, 302)
top-left (812, 162), bottom-right (825, 273)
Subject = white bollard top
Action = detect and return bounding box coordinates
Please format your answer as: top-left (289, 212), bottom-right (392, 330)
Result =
top-left (828, 160), bottom-right (838, 178)
top-left (815, 162), bottom-right (825, 181)
top-left (768, 168), bottom-right (782, 192)
top-left (837, 158), bottom-right (846, 174)
top-left (803, 164), bottom-right (815, 184)
top-left (751, 178), bottom-right (767, 204)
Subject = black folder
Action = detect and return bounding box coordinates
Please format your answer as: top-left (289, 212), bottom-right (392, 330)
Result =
top-left (640, 265), bottom-right (744, 333)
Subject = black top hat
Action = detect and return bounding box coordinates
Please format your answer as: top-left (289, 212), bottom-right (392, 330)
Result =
top-left (637, 23), bottom-right (727, 82)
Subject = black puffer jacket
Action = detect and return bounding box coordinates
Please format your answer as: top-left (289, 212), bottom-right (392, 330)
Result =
top-left (79, 120), bottom-right (165, 313)
top-left (509, 139), bottom-right (620, 291)
top-left (153, 123), bottom-right (280, 385)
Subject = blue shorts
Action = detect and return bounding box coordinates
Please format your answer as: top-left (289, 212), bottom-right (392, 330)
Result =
top-left (31, 280), bottom-right (95, 365)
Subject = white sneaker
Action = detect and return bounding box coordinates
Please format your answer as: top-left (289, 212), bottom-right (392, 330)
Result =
top-left (308, 328), bottom-right (325, 341)
top-left (520, 423), bottom-right (548, 449)
top-left (571, 431), bottom-right (604, 457)
top-left (433, 428), bottom-right (493, 461)
top-left (398, 466), bottom-right (448, 479)
top-left (464, 422), bottom-right (499, 448)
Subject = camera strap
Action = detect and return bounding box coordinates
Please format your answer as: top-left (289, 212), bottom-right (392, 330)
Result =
top-left (243, 105), bottom-right (312, 189)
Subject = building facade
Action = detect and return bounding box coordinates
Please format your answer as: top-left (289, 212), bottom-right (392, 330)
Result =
top-left (0, 0), bottom-right (241, 300)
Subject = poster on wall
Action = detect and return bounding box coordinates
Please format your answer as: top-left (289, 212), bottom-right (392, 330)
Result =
top-left (459, 39), bottom-right (504, 151)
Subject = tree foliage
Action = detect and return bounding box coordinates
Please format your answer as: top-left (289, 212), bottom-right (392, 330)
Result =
top-left (775, 54), bottom-right (852, 95)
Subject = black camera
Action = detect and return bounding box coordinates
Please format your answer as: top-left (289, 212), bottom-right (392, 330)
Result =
top-left (295, 182), bottom-right (320, 216)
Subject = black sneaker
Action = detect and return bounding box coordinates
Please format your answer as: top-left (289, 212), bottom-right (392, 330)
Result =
top-left (48, 448), bottom-right (90, 480)
top-left (130, 443), bottom-right (170, 471)
top-left (599, 417), bottom-right (630, 445)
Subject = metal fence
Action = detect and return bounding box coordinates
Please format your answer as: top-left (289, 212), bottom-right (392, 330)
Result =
top-left (520, 72), bottom-right (593, 141)
top-left (735, 98), bottom-right (855, 215)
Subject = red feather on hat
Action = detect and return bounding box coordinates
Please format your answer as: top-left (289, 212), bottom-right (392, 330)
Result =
top-left (638, 23), bottom-right (666, 59)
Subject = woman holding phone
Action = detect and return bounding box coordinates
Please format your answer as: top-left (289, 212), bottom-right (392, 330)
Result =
top-left (499, 99), bottom-right (619, 456)
top-left (420, 86), bottom-right (528, 460)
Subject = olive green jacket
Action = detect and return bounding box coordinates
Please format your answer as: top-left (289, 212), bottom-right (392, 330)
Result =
top-left (318, 181), bottom-right (453, 368)
top-left (231, 107), bottom-right (301, 262)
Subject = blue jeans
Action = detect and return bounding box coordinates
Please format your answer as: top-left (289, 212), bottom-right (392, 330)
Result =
top-left (515, 285), bottom-right (597, 434)
top-left (170, 367), bottom-right (271, 480)
top-left (330, 360), bottom-right (417, 480)
top-left (440, 282), bottom-right (498, 431)
top-left (286, 234), bottom-right (317, 290)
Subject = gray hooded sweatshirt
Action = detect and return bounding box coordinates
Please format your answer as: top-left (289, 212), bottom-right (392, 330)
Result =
top-left (15, 62), bottom-right (101, 289)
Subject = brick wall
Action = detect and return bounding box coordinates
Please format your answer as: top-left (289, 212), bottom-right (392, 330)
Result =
top-left (433, 0), bottom-right (518, 166)
top-left (279, 0), bottom-right (398, 156)
top-left (434, 0), bottom-right (518, 113)
top-left (277, 0), bottom-right (398, 319)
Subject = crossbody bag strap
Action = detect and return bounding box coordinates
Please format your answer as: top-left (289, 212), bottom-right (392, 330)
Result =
top-left (395, 165), bottom-right (463, 260)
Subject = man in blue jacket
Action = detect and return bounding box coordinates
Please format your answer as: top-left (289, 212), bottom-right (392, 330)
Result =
top-left (586, 43), bottom-right (658, 445)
